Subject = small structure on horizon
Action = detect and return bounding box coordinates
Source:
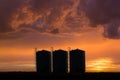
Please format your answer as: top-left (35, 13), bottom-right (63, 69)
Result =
top-left (53, 50), bottom-right (68, 74)
top-left (36, 50), bottom-right (51, 73)
top-left (70, 49), bottom-right (85, 73)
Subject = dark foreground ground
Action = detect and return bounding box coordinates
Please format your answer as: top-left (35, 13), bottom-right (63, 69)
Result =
top-left (0, 72), bottom-right (120, 80)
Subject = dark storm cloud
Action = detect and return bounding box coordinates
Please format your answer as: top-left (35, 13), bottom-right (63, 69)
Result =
top-left (80, 0), bottom-right (120, 39)
top-left (0, 0), bottom-right (25, 33)
top-left (5, 0), bottom-right (75, 34)
top-left (0, 0), bottom-right (120, 39)
top-left (29, 0), bottom-right (73, 12)
top-left (27, 0), bottom-right (74, 32)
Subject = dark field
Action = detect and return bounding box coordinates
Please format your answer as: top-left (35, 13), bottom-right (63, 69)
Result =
top-left (0, 72), bottom-right (120, 80)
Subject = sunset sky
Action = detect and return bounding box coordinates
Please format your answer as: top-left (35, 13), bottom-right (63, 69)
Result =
top-left (0, 0), bottom-right (120, 72)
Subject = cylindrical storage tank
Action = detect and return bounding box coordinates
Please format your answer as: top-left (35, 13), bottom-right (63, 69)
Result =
top-left (70, 49), bottom-right (85, 73)
top-left (36, 50), bottom-right (51, 74)
top-left (53, 50), bottom-right (68, 74)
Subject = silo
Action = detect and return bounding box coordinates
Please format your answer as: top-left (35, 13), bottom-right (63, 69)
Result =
top-left (70, 49), bottom-right (85, 73)
top-left (53, 50), bottom-right (68, 73)
top-left (36, 50), bottom-right (51, 73)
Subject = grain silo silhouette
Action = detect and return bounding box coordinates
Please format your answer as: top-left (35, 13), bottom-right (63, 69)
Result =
top-left (70, 49), bottom-right (85, 73)
top-left (53, 50), bottom-right (68, 73)
top-left (36, 50), bottom-right (51, 73)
